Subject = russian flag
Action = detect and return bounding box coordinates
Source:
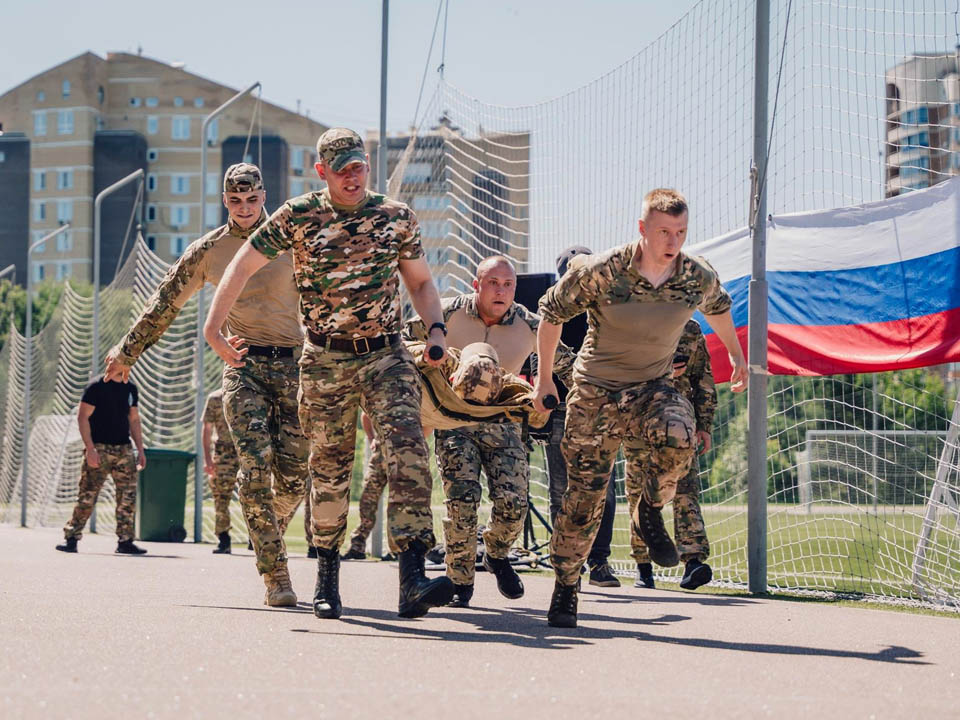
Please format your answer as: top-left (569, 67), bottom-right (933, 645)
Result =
top-left (690, 177), bottom-right (960, 381)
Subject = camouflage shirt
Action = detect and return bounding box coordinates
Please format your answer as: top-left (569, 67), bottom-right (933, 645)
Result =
top-left (249, 189), bottom-right (424, 338)
top-left (538, 241), bottom-right (732, 391)
top-left (674, 319), bottom-right (717, 433)
top-left (404, 293), bottom-right (577, 389)
top-left (202, 389), bottom-right (235, 455)
top-left (112, 212), bottom-right (302, 366)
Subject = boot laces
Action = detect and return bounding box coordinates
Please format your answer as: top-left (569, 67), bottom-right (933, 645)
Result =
top-left (551, 584), bottom-right (577, 615)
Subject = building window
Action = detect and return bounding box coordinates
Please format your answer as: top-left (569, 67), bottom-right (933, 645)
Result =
top-left (147, 149), bottom-right (158, 162)
top-left (172, 116), bottom-right (190, 140)
top-left (36, 90), bottom-right (45, 102)
top-left (292, 148), bottom-right (304, 169)
top-left (56, 232), bottom-right (72, 252)
top-left (146, 236), bottom-right (156, 251)
top-left (900, 107), bottom-right (929, 126)
top-left (147, 116), bottom-right (158, 135)
top-left (413, 194), bottom-right (451, 212)
top-left (206, 119), bottom-right (218, 144)
top-left (57, 200), bottom-right (73, 223)
top-left (291, 180), bottom-right (304, 196)
top-left (33, 263), bottom-right (45, 282)
top-left (147, 173), bottom-right (157, 192)
top-left (56, 263), bottom-right (70, 281)
top-left (146, 204), bottom-right (157, 222)
top-left (171, 175), bottom-right (190, 195)
top-left (56, 169), bottom-right (73, 190)
top-left (206, 172), bottom-right (219, 196)
top-left (194, 97), bottom-right (204, 108)
top-left (205, 204), bottom-right (220, 228)
top-left (145, 97), bottom-right (159, 108)
top-left (57, 110), bottom-right (74, 135)
top-left (34, 171), bottom-right (46, 191)
top-left (171, 205), bottom-right (190, 227)
top-left (173, 96), bottom-right (184, 107)
top-left (62, 80), bottom-right (70, 98)
top-left (97, 86), bottom-right (104, 104)
top-left (403, 162), bottom-right (432, 184)
top-left (32, 232), bottom-right (47, 253)
top-left (170, 236), bottom-right (189, 255)
top-left (420, 219), bottom-right (449, 239)
top-left (34, 111), bottom-right (47, 136)
top-left (34, 202), bottom-right (46, 221)
top-left (130, 97), bottom-right (142, 107)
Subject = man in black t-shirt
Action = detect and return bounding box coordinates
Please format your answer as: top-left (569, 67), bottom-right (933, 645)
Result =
top-left (56, 376), bottom-right (147, 554)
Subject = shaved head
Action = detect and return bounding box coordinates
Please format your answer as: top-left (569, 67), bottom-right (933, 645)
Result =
top-left (475, 255), bottom-right (516, 281)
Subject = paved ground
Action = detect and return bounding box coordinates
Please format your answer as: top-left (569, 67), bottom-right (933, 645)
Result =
top-left (1, 526), bottom-right (957, 720)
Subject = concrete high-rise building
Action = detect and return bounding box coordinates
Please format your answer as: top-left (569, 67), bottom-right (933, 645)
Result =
top-left (884, 51), bottom-right (960, 198)
top-left (0, 52), bottom-right (327, 286)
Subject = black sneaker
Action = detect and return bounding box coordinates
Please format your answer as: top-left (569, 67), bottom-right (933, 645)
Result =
top-left (634, 563), bottom-right (655, 589)
top-left (55, 537), bottom-right (78, 553)
top-left (306, 546), bottom-right (318, 559)
top-left (482, 554), bottom-right (524, 599)
top-left (631, 497), bottom-right (680, 567)
top-left (116, 540), bottom-right (147, 555)
top-left (679, 558), bottom-right (713, 590)
top-left (588, 562), bottom-right (621, 588)
top-left (547, 581), bottom-right (578, 628)
top-left (341, 547), bottom-right (366, 561)
top-left (448, 583), bottom-right (474, 607)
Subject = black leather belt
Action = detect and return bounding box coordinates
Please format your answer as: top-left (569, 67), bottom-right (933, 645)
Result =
top-left (307, 328), bottom-right (399, 355)
top-left (246, 344), bottom-right (295, 358)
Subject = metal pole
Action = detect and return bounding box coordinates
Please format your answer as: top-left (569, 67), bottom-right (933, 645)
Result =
top-left (0, 264), bottom-right (14, 281)
top-left (370, 0), bottom-right (390, 560)
top-left (195, 81), bottom-right (261, 542)
top-left (93, 169), bottom-right (144, 379)
top-left (747, 0), bottom-right (770, 594)
top-left (871, 373), bottom-right (879, 513)
top-left (20, 225), bottom-right (70, 527)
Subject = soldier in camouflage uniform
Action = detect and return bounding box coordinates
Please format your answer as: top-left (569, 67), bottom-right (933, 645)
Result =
top-left (341, 412), bottom-right (388, 560)
top-left (631, 319), bottom-right (717, 591)
top-left (104, 164), bottom-right (308, 608)
top-left (533, 188), bottom-right (747, 628)
top-left (202, 388), bottom-right (240, 554)
top-left (204, 128), bottom-right (454, 620)
top-left (405, 257), bottom-right (576, 608)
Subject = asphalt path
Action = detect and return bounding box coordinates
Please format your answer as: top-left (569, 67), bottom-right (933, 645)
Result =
top-left (1, 526), bottom-right (957, 719)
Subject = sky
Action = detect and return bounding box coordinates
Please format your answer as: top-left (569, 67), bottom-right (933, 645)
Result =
top-left (1, 0), bottom-right (699, 134)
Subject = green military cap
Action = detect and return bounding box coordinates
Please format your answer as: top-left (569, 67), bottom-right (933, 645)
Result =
top-left (451, 342), bottom-right (504, 405)
top-left (223, 163), bottom-right (264, 193)
top-left (316, 128), bottom-right (367, 172)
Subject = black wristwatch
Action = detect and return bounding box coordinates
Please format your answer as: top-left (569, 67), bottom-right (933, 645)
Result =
top-left (428, 322), bottom-right (448, 336)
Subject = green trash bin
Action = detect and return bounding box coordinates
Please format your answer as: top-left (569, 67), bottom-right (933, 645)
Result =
top-left (137, 448), bottom-right (194, 542)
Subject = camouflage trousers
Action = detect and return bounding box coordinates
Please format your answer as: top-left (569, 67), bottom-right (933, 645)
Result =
top-left (436, 422), bottom-right (528, 585)
top-left (223, 352), bottom-right (309, 574)
top-left (298, 339), bottom-right (435, 554)
top-left (347, 434), bottom-right (388, 553)
top-left (63, 443), bottom-right (137, 542)
top-left (551, 378), bottom-right (695, 585)
top-left (630, 457), bottom-right (709, 564)
top-left (211, 442), bottom-right (239, 536)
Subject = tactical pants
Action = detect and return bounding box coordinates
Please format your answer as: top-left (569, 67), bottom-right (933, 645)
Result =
top-left (63, 443), bottom-right (137, 542)
top-left (347, 434), bottom-right (388, 552)
top-left (211, 443), bottom-right (239, 536)
top-left (630, 458), bottom-right (709, 563)
top-left (551, 378), bottom-right (695, 585)
top-left (222, 352), bottom-right (309, 575)
top-left (436, 422), bottom-right (529, 586)
top-left (298, 340), bottom-right (435, 554)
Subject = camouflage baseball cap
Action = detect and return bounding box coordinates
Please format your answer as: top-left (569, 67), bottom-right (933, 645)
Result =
top-left (316, 128), bottom-right (367, 171)
top-left (451, 343), bottom-right (504, 405)
top-left (223, 163), bottom-right (263, 193)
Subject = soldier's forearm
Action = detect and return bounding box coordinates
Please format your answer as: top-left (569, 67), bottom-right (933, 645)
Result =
top-left (115, 302), bottom-right (182, 365)
top-left (536, 321), bottom-right (563, 380)
top-left (406, 277), bottom-right (444, 330)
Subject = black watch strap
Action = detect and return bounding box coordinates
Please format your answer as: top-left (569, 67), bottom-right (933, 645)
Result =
top-left (428, 322), bottom-right (448, 336)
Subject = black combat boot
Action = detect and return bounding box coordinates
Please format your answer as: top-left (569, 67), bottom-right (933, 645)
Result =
top-left (306, 546), bottom-right (318, 559)
top-left (634, 562), bottom-right (655, 589)
top-left (547, 581), bottom-right (579, 628)
top-left (679, 558), bottom-right (713, 590)
top-left (340, 545), bottom-right (366, 561)
top-left (447, 583), bottom-right (474, 608)
top-left (398, 540), bottom-right (455, 618)
top-left (212, 532), bottom-right (231, 554)
top-left (482, 554), bottom-right (524, 599)
top-left (631, 497), bottom-right (680, 567)
top-left (313, 547), bottom-right (342, 619)
top-left (55, 537), bottom-right (78, 553)
top-left (116, 540), bottom-right (147, 555)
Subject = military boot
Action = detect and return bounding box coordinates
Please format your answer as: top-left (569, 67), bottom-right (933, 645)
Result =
top-left (55, 537), bottom-right (78, 553)
top-left (313, 547), bottom-right (342, 619)
top-left (116, 540), bottom-right (147, 555)
top-left (631, 497), bottom-right (679, 567)
top-left (634, 562), bottom-right (655, 589)
top-left (340, 542), bottom-right (366, 561)
top-left (547, 581), bottom-right (578, 628)
top-left (263, 562), bottom-right (297, 607)
top-left (679, 558), bottom-right (713, 590)
top-left (447, 583), bottom-right (474, 608)
top-left (482, 554), bottom-right (524, 599)
top-left (306, 546), bottom-right (318, 559)
top-left (212, 532), bottom-right (231, 554)
top-left (398, 540), bottom-right (455, 618)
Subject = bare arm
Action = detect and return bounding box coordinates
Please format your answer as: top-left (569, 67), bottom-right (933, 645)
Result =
top-left (203, 243), bottom-right (271, 367)
top-left (398, 256), bottom-right (447, 367)
top-left (78, 402), bottom-right (99, 468)
top-left (703, 309), bottom-right (747, 392)
top-left (532, 320), bottom-right (563, 413)
top-left (129, 406), bottom-right (146, 470)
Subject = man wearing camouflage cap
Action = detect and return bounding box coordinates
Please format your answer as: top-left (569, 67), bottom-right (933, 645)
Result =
top-left (105, 163), bottom-right (309, 608)
top-left (533, 188), bottom-right (747, 628)
top-left (405, 255), bottom-right (576, 608)
top-left (205, 128), bottom-right (454, 620)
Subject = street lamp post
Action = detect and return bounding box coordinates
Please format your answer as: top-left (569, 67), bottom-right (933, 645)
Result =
top-left (20, 224), bottom-right (71, 527)
top-left (0, 264), bottom-right (15, 281)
